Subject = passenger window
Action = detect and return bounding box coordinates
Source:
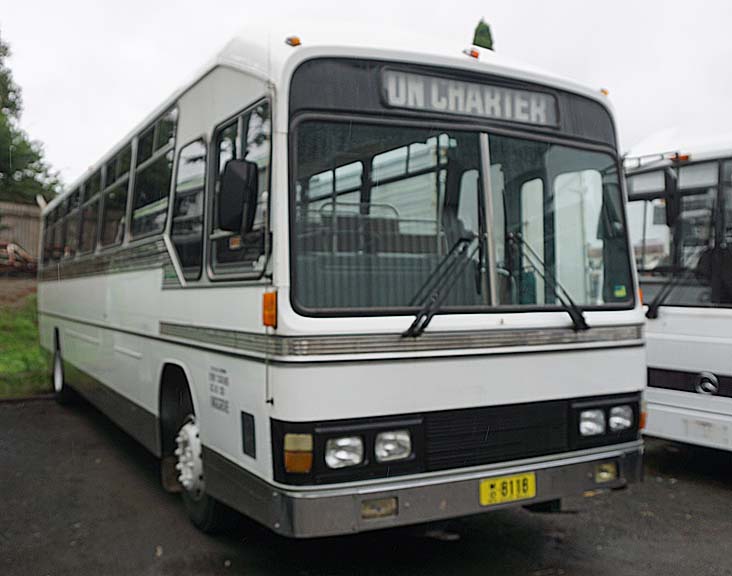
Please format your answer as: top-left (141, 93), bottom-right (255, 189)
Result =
top-left (130, 108), bottom-right (177, 238)
top-left (101, 184), bottom-right (128, 246)
top-left (79, 198), bottom-right (99, 254)
top-left (137, 127), bottom-right (155, 164)
top-left (79, 171), bottom-right (102, 255)
top-left (211, 101), bottom-right (271, 276)
top-left (62, 190), bottom-right (81, 259)
top-left (131, 151), bottom-right (173, 237)
top-left (171, 139), bottom-right (207, 279)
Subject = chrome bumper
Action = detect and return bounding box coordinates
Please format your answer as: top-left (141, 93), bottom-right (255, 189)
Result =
top-left (205, 441), bottom-right (643, 538)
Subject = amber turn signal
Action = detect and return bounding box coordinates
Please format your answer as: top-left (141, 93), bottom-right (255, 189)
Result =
top-left (284, 433), bottom-right (313, 474)
top-left (263, 291), bottom-right (277, 328)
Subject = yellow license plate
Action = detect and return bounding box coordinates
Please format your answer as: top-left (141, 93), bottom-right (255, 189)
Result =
top-left (479, 472), bottom-right (536, 506)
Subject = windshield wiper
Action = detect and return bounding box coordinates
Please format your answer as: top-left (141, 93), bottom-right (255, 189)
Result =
top-left (402, 234), bottom-right (480, 338)
top-left (645, 268), bottom-right (697, 319)
top-left (508, 232), bottom-right (589, 331)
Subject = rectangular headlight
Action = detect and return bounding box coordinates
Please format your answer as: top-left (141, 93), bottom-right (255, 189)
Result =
top-left (609, 405), bottom-right (633, 431)
top-left (375, 430), bottom-right (412, 462)
top-left (579, 409), bottom-right (606, 436)
top-left (325, 436), bottom-right (364, 469)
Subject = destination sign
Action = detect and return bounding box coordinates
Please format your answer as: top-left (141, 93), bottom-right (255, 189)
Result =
top-left (382, 70), bottom-right (559, 127)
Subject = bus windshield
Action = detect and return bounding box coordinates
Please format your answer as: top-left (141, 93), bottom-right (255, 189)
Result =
top-left (291, 119), bottom-right (633, 314)
top-left (627, 160), bottom-right (732, 306)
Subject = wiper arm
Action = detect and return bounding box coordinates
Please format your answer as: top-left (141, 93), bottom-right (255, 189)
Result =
top-left (508, 232), bottom-right (589, 331)
top-left (645, 268), bottom-right (697, 319)
top-left (646, 245), bottom-right (707, 319)
top-left (403, 234), bottom-right (479, 338)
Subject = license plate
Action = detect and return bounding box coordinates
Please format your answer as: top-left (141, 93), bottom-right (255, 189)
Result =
top-left (479, 472), bottom-right (536, 506)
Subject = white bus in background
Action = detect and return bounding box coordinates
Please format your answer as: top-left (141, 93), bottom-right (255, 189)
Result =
top-left (626, 147), bottom-right (732, 451)
top-left (38, 33), bottom-right (645, 538)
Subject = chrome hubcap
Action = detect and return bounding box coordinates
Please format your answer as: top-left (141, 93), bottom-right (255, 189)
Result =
top-left (53, 354), bottom-right (63, 393)
top-left (175, 417), bottom-right (204, 497)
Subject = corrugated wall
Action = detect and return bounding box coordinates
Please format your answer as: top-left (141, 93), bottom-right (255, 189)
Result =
top-left (0, 202), bottom-right (41, 258)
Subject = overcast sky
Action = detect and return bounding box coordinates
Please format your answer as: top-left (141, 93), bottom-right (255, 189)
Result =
top-left (2, 0), bottom-right (732, 185)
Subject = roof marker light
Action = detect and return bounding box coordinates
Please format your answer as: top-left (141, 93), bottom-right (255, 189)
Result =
top-left (463, 48), bottom-right (480, 59)
top-left (669, 153), bottom-right (691, 163)
top-left (285, 36), bottom-right (302, 47)
top-left (600, 88), bottom-right (610, 96)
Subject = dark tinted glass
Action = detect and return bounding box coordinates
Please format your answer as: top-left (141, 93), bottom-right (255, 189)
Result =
top-left (172, 140), bottom-right (206, 279)
top-left (101, 184), bottom-right (128, 246)
top-left (137, 127), bottom-right (155, 164)
top-left (155, 108), bottom-right (177, 151)
top-left (63, 210), bottom-right (79, 258)
top-left (130, 150), bottom-right (173, 237)
top-left (105, 159), bottom-right (117, 187)
top-left (86, 170), bottom-right (102, 197)
top-left (79, 199), bottom-right (99, 254)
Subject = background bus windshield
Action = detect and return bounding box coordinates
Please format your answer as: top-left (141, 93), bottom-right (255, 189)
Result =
top-left (292, 120), bottom-right (632, 313)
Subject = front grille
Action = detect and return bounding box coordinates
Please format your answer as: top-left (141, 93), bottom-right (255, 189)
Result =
top-left (424, 400), bottom-right (569, 471)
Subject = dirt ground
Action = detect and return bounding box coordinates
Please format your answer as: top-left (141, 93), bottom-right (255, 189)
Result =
top-left (0, 278), bottom-right (37, 308)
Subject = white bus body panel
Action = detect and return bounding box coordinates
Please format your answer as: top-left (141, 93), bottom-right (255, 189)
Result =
top-left (645, 307), bottom-right (732, 451)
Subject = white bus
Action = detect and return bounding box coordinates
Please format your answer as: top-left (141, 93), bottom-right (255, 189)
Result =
top-left (627, 147), bottom-right (732, 451)
top-left (38, 34), bottom-right (645, 537)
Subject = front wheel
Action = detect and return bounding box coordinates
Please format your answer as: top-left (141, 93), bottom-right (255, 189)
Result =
top-left (175, 415), bottom-right (235, 533)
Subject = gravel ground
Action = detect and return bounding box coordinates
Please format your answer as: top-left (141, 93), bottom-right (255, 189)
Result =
top-left (1, 397), bottom-right (731, 576)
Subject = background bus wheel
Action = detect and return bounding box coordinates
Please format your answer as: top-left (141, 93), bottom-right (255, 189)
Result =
top-left (174, 415), bottom-right (234, 533)
top-left (52, 347), bottom-right (75, 405)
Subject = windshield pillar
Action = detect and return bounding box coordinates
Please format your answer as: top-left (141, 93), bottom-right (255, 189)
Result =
top-left (479, 133), bottom-right (498, 306)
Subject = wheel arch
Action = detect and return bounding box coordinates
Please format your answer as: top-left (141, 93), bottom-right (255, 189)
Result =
top-left (158, 361), bottom-right (200, 458)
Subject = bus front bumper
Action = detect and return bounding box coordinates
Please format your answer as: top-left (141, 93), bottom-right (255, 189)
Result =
top-left (644, 400), bottom-right (732, 451)
top-left (205, 441), bottom-right (643, 538)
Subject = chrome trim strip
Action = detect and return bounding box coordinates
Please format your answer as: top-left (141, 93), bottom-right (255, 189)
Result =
top-left (39, 239), bottom-right (170, 281)
top-left (159, 322), bottom-right (643, 358)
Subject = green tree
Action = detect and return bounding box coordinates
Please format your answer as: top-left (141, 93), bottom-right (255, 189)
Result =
top-left (473, 19), bottom-right (494, 51)
top-left (0, 31), bottom-right (60, 205)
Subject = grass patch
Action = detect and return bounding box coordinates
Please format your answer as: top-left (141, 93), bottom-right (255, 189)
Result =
top-left (0, 293), bottom-right (50, 398)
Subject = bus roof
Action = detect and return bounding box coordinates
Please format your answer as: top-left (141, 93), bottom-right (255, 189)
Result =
top-left (626, 127), bottom-right (732, 168)
top-left (47, 30), bottom-right (615, 213)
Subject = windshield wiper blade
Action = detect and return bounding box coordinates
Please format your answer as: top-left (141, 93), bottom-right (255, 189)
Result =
top-left (508, 232), bottom-right (589, 331)
top-left (402, 234), bottom-right (479, 338)
top-left (645, 268), bottom-right (696, 319)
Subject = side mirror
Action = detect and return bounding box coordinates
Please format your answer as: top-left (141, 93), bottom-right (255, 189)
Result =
top-left (218, 159), bottom-right (259, 234)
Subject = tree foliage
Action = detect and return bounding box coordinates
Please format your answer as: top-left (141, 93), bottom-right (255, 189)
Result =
top-left (473, 19), bottom-right (494, 51)
top-left (0, 31), bottom-right (59, 205)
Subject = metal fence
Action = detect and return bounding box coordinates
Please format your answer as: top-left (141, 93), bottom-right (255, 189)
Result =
top-left (0, 201), bottom-right (42, 258)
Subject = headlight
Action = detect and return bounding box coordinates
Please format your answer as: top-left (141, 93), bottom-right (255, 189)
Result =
top-left (579, 409), bottom-right (606, 436)
top-left (375, 430), bottom-right (412, 462)
top-left (325, 436), bottom-right (364, 469)
top-left (609, 405), bottom-right (633, 431)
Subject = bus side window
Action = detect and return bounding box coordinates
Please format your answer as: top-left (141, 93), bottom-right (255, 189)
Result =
top-left (211, 100), bottom-right (271, 276)
top-left (101, 144), bottom-right (132, 247)
top-left (171, 139), bottom-right (206, 280)
top-left (130, 108), bottom-right (177, 239)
